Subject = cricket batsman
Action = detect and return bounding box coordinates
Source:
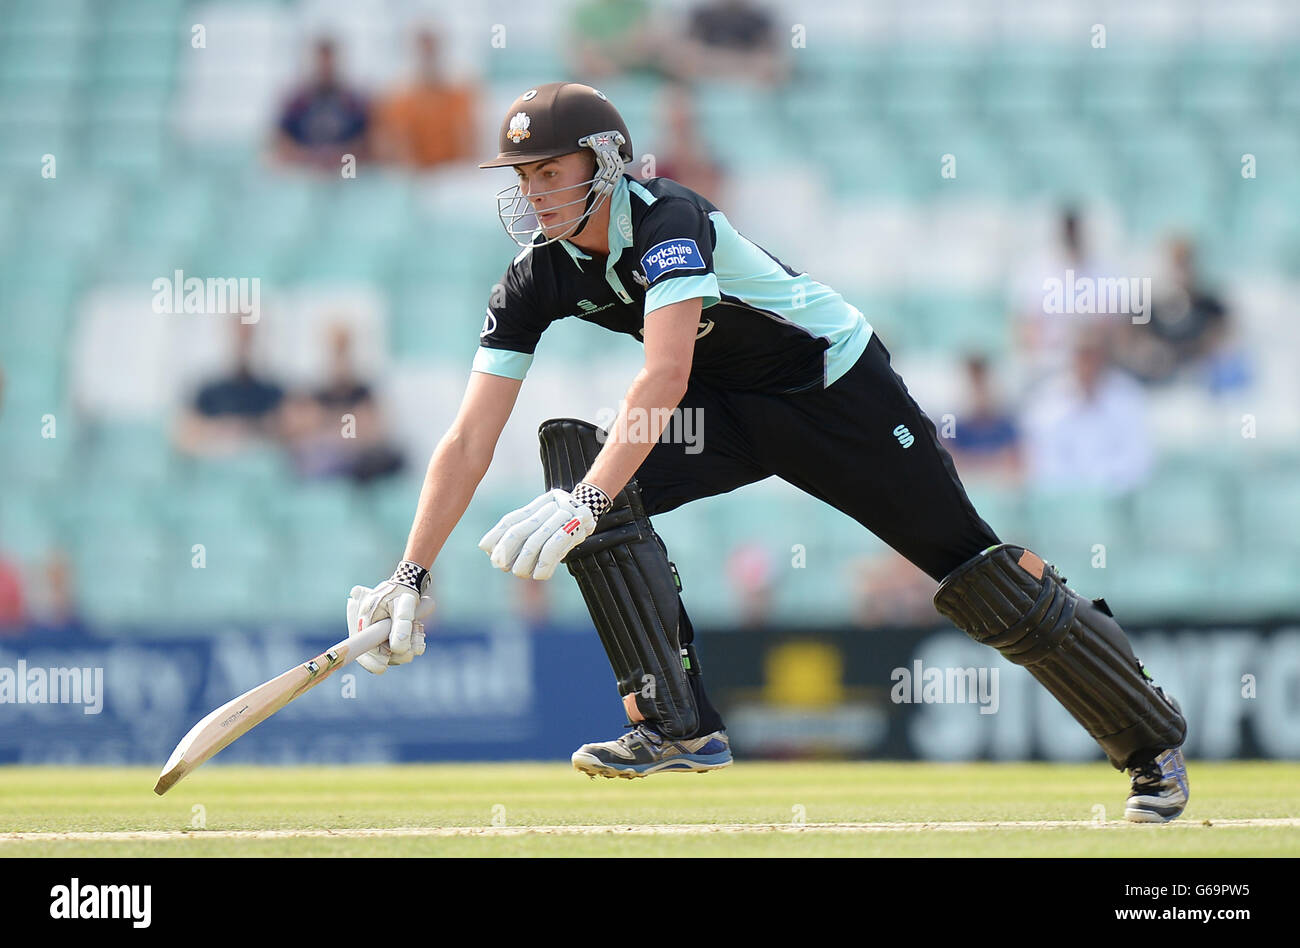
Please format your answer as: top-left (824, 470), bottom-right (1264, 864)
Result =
top-left (349, 82), bottom-right (1190, 823)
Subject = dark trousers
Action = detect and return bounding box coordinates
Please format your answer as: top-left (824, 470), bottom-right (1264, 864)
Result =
top-left (629, 332), bottom-right (1001, 736)
top-left (637, 333), bottom-right (1000, 581)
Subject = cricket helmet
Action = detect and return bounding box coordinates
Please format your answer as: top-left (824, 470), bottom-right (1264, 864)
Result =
top-left (479, 82), bottom-right (633, 247)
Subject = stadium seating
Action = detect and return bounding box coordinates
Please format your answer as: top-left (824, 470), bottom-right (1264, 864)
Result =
top-left (1, 0), bottom-right (1296, 628)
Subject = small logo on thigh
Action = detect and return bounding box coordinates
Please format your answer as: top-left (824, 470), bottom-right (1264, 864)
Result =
top-left (893, 424), bottom-right (915, 448)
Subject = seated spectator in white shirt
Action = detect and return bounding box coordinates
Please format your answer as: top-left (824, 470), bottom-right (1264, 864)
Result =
top-left (1020, 329), bottom-right (1153, 494)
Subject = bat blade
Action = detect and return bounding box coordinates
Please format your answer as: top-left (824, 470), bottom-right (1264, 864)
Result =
top-left (153, 618), bottom-right (392, 795)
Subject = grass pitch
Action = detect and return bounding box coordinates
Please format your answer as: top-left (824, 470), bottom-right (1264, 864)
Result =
top-left (1, 761), bottom-right (1297, 857)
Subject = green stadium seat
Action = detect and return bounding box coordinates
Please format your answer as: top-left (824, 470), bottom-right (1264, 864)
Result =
top-left (121, 176), bottom-right (218, 251)
top-left (1132, 474), bottom-right (1231, 555)
top-left (94, 243), bottom-right (195, 283)
top-left (176, 449), bottom-right (291, 496)
top-left (1, 0), bottom-right (94, 33)
top-left (1239, 474), bottom-right (1300, 556)
top-left (1077, 63), bottom-right (1170, 119)
top-left (1024, 488), bottom-right (1133, 572)
top-left (319, 174), bottom-right (416, 246)
top-left (217, 175), bottom-right (322, 245)
top-left (99, 0), bottom-right (186, 33)
top-left (159, 545), bottom-right (282, 624)
top-left (0, 119), bottom-right (77, 174)
top-left (284, 237), bottom-right (392, 283)
top-left (882, 67), bottom-right (973, 121)
top-left (86, 81), bottom-right (172, 127)
top-left (269, 481), bottom-right (357, 533)
top-left (905, 293), bottom-right (1009, 354)
top-left (963, 484), bottom-right (1026, 541)
top-left (0, 77), bottom-right (82, 123)
top-left (0, 32), bottom-right (89, 83)
top-left (84, 120), bottom-right (169, 175)
top-left (999, 121), bottom-right (1118, 200)
top-left (980, 64), bottom-right (1075, 119)
top-left (74, 528), bottom-right (169, 626)
top-left (79, 422), bottom-right (176, 485)
top-left (484, 47), bottom-right (566, 83)
top-left (90, 33), bottom-right (179, 84)
top-left (0, 488), bottom-right (62, 560)
top-left (1176, 70), bottom-right (1264, 121)
top-left (1104, 553), bottom-right (1221, 620)
top-left (779, 554), bottom-right (856, 624)
top-left (1216, 553), bottom-right (1300, 618)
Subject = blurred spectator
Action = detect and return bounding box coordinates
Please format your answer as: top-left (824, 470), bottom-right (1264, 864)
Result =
top-left (643, 83), bottom-right (726, 203)
top-left (174, 322), bottom-right (285, 457)
top-left (272, 38), bottom-right (370, 170)
top-left (569, 0), bottom-right (665, 80)
top-left (1114, 237), bottom-right (1250, 392)
top-left (0, 553), bottom-right (24, 635)
top-left (280, 324), bottom-right (405, 484)
top-left (372, 28), bottom-right (479, 170)
top-left (725, 541), bottom-right (776, 627)
top-left (667, 0), bottom-right (788, 85)
top-left (26, 552), bottom-right (89, 640)
top-left (1012, 207), bottom-right (1118, 386)
top-left (850, 551), bottom-right (937, 628)
top-left (1020, 328), bottom-right (1153, 494)
top-left (947, 354), bottom-right (1021, 483)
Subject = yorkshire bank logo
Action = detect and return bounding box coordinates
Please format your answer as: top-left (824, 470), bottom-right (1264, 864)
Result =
top-left (640, 238), bottom-right (704, 281)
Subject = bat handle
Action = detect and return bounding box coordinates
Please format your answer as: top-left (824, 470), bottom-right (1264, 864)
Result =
top-left (339, 618), bottom-right (395, 663)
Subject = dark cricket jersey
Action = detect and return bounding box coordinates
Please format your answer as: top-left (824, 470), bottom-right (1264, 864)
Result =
top-left (473, 175), bottom-right (873, 394)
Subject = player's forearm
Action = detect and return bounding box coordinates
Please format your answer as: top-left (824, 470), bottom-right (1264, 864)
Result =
top-left (402, 428), bottom-right (493, 567)
top-left (582, 367), bottom-right (688, 499)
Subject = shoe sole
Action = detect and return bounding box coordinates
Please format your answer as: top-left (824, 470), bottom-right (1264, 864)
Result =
top-left (1125, 803), bottom-right (1187, 823)
top-left (571, 751), bottom-right (733, 779)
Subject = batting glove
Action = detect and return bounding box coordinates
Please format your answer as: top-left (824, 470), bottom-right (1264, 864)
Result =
top-left (478, 486), bottom-right (609, 581)
top-left (349, 562), bottom-right (435, 675)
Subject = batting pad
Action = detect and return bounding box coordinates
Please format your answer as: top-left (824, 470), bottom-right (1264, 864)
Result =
top-left (538, 418), bottom-right (700, 739)
top-left (934, 544), bottom-right (1187, 769)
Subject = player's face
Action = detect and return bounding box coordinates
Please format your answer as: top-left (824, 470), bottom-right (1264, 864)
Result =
top-left (514, 152), bottom-right (595, 241)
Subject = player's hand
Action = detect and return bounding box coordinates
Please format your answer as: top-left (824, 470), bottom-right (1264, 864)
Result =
top-left (348, 564), bottom-right (435, 675)
top-left (478, 488), bottom-right (597, 581)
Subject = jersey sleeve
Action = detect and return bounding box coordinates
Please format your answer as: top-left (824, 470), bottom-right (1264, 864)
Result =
top-left (472, 251), bottom-right (554, 381)
top-left (635, 199), bottom-right (721, 316)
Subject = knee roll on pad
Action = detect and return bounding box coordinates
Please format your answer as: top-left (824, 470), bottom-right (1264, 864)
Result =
top-left (538, 417), bottom-right (700, 739)
top-left (933, 543), bottom-right (1186, 769)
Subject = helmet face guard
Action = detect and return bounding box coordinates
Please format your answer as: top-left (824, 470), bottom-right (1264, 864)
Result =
top-left (494, 130), bottom-right (627, 248)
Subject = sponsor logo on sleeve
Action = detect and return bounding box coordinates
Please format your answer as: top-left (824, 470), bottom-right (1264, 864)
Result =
top-left (639, 238), bottom-right (706, 282)
top-left (480, 310), bottom-right (498, 338)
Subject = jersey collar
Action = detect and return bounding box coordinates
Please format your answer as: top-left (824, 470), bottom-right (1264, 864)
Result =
top-left (558, 176), bottom-right (633, 274)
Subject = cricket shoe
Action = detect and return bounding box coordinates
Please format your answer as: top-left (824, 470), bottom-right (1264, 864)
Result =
top-left (1125, 746), bottom-right (1189, 823)
top-left (572, 724), bottom-right (732, 779)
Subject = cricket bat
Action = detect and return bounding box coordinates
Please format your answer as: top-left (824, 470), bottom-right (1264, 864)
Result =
top-left (153, 618), bottom-right (393, 795)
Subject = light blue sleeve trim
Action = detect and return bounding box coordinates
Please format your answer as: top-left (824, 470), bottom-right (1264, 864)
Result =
top-left (471, 347), bottom-right (533, 380)
top-left (644, 273), bottom-right (721, 315)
